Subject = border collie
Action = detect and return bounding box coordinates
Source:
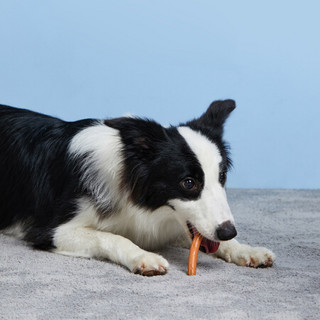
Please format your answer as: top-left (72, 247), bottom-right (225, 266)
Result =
top-left (0, 100), bottom-right (275, 276)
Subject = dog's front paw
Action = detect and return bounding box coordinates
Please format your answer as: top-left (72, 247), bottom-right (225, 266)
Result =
top-left (132, 252), bottom-right (169, 276)
top-left (214, 239), bottom-right (276, 268)
top-left (231, 245), bottom-right (275, 268)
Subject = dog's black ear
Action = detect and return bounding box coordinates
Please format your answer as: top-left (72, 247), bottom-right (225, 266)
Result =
top-left (104, 117), bottom-right (167, 156)
top-left (197, 99), bottom-right (235, 128)
top-left (186, 99), bottom-right (235, 136)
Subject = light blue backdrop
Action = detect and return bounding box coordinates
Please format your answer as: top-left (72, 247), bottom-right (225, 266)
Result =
top-left (0, 1), bottom-right (319, 189)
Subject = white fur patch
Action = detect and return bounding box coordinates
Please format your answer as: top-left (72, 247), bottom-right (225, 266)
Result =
top-left (68, 123), bottom-right (125, 210)
top-left (169, 127), bottom-right (235, 240)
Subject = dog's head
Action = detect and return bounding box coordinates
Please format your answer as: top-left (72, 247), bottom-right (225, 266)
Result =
top-left (105, 99), bottom-right (236, 252)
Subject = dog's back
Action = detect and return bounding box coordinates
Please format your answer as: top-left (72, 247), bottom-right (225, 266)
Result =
top-left (0, 105), bottom-right (95, 249)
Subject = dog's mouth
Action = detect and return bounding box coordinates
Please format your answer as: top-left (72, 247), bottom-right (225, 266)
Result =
top-left (187, 221), bottom-right (220, 254)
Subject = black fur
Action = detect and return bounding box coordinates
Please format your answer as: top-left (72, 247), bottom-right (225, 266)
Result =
top-left (0, 105), bottom-right (96, 249)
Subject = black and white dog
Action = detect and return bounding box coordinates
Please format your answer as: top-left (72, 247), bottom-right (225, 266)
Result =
top-left (0, 100), bottom-right (275, 276)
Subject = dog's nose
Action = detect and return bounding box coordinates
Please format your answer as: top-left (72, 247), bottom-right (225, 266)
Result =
top-left (216, 221), bottom-right (237, 241)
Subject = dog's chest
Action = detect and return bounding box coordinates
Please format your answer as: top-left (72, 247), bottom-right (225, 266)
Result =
top-left (75, 198), bottom-right (184, 250)
top-left (97, 205), bottom-right (183, 250)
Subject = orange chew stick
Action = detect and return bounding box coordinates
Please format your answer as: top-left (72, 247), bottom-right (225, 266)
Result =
top-left (187, 233), bottom-right (204, 276)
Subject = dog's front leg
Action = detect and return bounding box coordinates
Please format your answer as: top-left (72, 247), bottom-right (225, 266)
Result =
top-left (213, 239), bottom-right (276, 268)
top-left (53, 226), bottom-right (169, 276)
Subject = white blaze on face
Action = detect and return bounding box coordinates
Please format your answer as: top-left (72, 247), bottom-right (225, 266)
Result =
top-left (169, 126), bottom-right (235, 240)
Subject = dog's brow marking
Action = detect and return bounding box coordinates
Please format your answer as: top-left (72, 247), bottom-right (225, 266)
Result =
top-left (177, 126), bottom-right (222, 180)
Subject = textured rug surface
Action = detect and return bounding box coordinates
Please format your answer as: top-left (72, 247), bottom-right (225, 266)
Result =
top-left (1, 189), bottom-right (319, 320)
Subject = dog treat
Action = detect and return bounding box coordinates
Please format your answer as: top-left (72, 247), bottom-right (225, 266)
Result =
top-left (187, 233), bottom-right (204, 276)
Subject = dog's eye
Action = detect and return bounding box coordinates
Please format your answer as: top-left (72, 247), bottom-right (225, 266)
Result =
top-left (219, 172), bottom-right (227, 186)
top-left (180, 178), bottom-right (196, 191)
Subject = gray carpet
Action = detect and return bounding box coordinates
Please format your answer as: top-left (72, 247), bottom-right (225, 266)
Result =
top-left (1, 189), bottom-right (319, 320)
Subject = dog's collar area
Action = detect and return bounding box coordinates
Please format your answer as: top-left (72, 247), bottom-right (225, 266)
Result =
top-left (186, 221), bottom-right (220, 255)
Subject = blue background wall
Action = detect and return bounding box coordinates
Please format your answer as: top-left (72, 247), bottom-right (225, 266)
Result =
top-left (1, 1), bottom-right (319, 189)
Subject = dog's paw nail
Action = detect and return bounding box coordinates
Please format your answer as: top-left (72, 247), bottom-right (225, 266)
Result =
top-left (138, 269), bottom-right (166, 276)
top-left (132, 253), bottom-right (169, 276)
top-left (247, 249), bottom-right (275, 268)
top-left (134, 265), bottom-right (168, 276)
top-left (257, 254), bottom-right (274, 268)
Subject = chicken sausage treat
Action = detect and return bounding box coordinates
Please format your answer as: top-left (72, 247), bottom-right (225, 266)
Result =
top-left (187, 233), bottom-right (204, 276)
